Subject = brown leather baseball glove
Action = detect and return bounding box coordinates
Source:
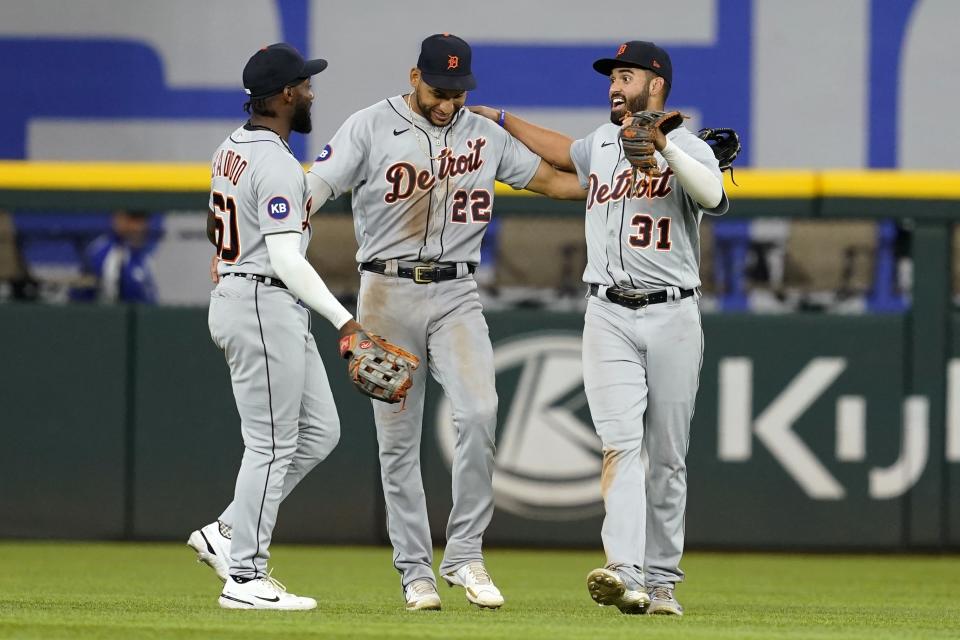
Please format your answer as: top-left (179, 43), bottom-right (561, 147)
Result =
top-left (339, 330), bottom-right (420, 404)
top-left (619, 110), bottom-right (686, 177)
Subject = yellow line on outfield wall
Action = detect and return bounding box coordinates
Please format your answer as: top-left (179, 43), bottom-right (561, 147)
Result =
top-left (1, 161), bottom-right (959, 200)
top-left (0, 161), bottom-right (211, 191)
top-left (821, 171), bottom-right (960, 199)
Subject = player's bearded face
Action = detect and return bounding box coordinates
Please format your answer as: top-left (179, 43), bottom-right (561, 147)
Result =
top-left (610, 85), bottom-right (650, 125)
top-left (414, 81), bottom-right (466, 127)
top-left (609, 69), bottom-right (652, 125)
top-left (291, 93), bottom-right (313, 134)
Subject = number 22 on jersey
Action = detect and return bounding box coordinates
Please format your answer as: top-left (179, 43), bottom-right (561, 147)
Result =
top-left (211, 191), bottom-right (241, 263)
top-left (450, 189), bottom-right (492, 224)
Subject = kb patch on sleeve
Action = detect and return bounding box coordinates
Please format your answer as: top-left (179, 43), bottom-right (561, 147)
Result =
top-left (315, 144), bottom-right (333, 162)
top-left (267, 196), bottom-right (291, 220)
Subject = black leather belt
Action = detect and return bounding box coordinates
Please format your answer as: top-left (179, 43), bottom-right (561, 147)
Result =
top-left (589, 283), bottom-right (694, 309)
top-left (360, 260), bottom-right (476, 284)
top-left (225, 272), bottom-right (288, 290)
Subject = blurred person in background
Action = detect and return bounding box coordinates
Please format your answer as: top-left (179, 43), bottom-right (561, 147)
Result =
top-left (70, 209), bottom-right (158, 303)
top-left (0, 211), bottom-right (40, 301)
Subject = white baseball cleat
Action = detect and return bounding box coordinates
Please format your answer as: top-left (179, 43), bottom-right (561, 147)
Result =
top-left (442, 562), bottom-right (504, 609)
top-left (404, 579), bottom-right (442, 611)
top-left (218, 572), bottom-right (317, 610)
top-left (187, 521), bottom-right (232, 583)
top-left (586, 567), bottom-right (650, 614)
top-left (647, 585), bottom-right (684, 616)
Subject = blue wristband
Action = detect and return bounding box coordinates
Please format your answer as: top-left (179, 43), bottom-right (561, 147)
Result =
top-left (497, 108), bottom-right (506, 128)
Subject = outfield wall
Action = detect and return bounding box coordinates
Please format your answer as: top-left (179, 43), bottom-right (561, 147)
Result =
top-left (2, 304), bottom-right (958, 550)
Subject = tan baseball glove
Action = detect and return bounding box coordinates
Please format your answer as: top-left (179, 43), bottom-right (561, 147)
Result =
top-left (619, 110), bottom-right (687, 177)
top-left (338, 330), bottom-right (420, 404)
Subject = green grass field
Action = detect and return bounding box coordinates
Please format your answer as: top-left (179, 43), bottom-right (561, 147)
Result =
top-left (0, 542), bottom-right (957, 639)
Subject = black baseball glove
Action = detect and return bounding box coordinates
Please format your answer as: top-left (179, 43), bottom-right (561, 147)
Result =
top-left (697, 127), bottom-right (741, 183)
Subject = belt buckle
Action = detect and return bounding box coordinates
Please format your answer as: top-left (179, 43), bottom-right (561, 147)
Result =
top-left (619, 289), bottom-right (648, 309)
top-left (413, 265), bottom-right (434, 284)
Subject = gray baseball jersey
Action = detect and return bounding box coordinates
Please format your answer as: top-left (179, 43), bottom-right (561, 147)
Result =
top-left (307, 97), bottom-right (540, 595)
top-left (573, 123), bottom-right (727, 596)
top-left (206, 122), bottom-right (340, 580)
top-left (570, 124), bottom-right (728, 290)
top-left (211, 124), bottom-right (312, 279)
top-left (308, 95), bottom-right (539, 264)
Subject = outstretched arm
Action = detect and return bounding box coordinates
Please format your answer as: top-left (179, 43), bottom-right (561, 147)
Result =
top-left (471, 106), bottom-right (576, 171)
top-left (524, 160), bottom-right (587, 201)
top-left (265, 232), bottom-right (359, 335)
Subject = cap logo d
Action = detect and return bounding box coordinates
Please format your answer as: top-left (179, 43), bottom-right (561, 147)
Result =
top-left (617, 43), bottom-right (627, 56)
top-left (447, 55), bottom-right (459, 70)
top-left (267, 196), bottom-right (290, 220)
top-left (652, 59), bottom-right (661, 69)
top-left (359, 340), bottom-right (372, 349)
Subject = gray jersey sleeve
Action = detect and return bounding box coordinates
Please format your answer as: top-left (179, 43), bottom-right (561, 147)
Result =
top-left (307, 111), bottom-right (370, 198)
top-left (490, 125), bottom-right (540, 189)
top-left (570, 130), bottom-right (597, 188)
top-left (255, 152), bottom-right (308, 235)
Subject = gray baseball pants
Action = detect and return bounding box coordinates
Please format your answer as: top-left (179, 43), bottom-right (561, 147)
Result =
top-left (581, 292), bottom-right (703, 590)
top-left (358, 269), bottom-right (497, 589)
top-left (208, 275), bottom-right (341, 579)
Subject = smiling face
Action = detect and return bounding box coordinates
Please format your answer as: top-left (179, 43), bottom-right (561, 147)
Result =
top-left (608, 67), bottom-right (662, 124)
top-left (408, 68), bottom-right (467, 127)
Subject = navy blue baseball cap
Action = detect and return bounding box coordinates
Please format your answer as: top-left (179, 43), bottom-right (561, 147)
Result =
top-left (417, 33), bottom-right (477, 91)
top-left (243, 43), bottom-right (327, 99)
top-left (593, 41), bottom-right (672, 88)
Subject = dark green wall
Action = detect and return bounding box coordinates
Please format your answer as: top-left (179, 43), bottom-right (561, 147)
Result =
top-left (0, 305), bottom-right (955, 549)
top-left (0, 305), bottom-right (128, 538)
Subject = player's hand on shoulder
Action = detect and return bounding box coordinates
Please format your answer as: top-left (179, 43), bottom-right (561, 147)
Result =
top-left (467, 105), bottom-right (499, 122)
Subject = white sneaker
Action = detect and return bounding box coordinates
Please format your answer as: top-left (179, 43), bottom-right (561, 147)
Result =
top-left (404, 579), bottom-right (442, 611)
top-left (586, 567), bottom-right (650, 614)
top-left (187, 521), bottom-right (231, 583)
top-left (218, 572), bottom-right (317, 610)
top-left (442, 562), bottom-right (504, 609)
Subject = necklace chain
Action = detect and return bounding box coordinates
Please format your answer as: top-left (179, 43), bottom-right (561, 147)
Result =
top-left (405, 93), bottom-right (451, 161)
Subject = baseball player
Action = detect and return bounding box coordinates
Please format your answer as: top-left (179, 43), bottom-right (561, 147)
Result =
top-left (305, 34), bottom-right (584, 611)
top-left (472, 41), bottom-right (728, 616)
top-left (187, 43), bottom-right (370, 610)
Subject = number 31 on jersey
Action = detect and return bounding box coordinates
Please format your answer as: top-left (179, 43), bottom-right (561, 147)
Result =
top-left (629, 213), bottom-right (672, 251)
